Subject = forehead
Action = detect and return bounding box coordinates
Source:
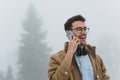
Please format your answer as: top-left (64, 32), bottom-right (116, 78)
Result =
top-left (72, 21), bottom-right (85, 28)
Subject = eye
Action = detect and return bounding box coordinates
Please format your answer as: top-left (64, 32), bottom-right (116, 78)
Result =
top-left (77, 27), bottom-right (82, 31)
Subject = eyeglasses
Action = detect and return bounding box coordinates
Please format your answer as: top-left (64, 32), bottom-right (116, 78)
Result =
top-left (71, 27), bottom-right (90, 33)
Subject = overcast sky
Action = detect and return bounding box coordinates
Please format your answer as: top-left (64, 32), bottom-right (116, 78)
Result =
top-left (0, 0), bottom-right (120, 79)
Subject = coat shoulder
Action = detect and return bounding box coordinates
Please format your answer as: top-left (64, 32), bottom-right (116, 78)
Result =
top-left (50, 50), bottom-right (66, 62)
top-left (87, 44), bottom-right (96, 48)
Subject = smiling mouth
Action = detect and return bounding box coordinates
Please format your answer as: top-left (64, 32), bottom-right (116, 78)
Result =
top-left (80, 38), bottom-right (86, 41)
top-left (79, 35), bottom-right (86, 39)
top-left (79, 35), bottom-right (86, 43)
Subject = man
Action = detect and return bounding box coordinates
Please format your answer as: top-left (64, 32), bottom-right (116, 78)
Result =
top-left (48, 15), bottom-right (110, 80)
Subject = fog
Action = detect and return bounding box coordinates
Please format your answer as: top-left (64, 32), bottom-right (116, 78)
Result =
top-left (0, 0), bottom-right (120, 80)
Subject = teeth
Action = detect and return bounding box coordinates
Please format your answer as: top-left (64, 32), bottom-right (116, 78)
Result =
top-left (79, 35), bottom-right (86, 39)
top-left (81, 37), bottom-right (85, 38)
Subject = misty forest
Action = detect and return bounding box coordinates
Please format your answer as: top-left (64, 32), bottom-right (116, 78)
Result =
top-left (0, 5), bottom-right (51, 80)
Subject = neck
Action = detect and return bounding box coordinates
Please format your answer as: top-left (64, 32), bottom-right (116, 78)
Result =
top-left (79, 43), bottom-right (86, 48)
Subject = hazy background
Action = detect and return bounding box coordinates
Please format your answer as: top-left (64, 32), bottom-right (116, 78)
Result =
top-left (0, 0), bottom-right (120, 80)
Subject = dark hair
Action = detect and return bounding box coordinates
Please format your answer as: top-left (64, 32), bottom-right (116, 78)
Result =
top-left (64, 15), bottom-right (86, 31)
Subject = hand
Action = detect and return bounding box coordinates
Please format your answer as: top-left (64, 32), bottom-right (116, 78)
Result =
top-left (67, 36), bottom-right (80, 55)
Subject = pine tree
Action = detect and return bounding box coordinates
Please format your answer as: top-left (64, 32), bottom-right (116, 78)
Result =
top-left (0, 71), bottom-right (4, 80)
top-left (17, 4), bottom-right (51, 80)
top-left (5, 66), bottom-right (14, 80)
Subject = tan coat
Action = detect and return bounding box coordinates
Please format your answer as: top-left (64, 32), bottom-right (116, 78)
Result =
top-left (48, 43), bottom-right (110, 80)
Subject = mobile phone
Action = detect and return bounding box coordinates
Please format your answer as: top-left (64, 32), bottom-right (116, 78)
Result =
top-left (66, 31), bottom-right (74, 40)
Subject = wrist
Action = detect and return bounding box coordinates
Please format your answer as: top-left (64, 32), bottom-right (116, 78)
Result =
top-left (67, 50), bottom-right (75, 55)
top-left (64, 52), bottom-right (74, 64)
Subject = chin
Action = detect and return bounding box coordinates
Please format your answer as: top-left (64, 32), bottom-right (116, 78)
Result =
top-left (80, 40), bottom-right (86, 45)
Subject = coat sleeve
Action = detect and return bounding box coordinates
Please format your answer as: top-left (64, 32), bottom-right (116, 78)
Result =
top-left (97, 55), bottom-right (110, 80)
top-left (48, 55), bottom-right (72, 80)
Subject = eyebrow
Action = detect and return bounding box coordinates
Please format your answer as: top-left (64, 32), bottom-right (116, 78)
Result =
top-left (76, 26), bottom-right (87, 28)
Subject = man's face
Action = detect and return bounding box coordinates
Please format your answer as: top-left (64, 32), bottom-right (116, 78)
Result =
top-left (71, 21), bottom-right (87, 44)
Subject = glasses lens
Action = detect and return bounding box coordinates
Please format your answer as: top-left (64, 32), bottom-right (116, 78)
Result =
top-left (72, 27), bottom-right (90, 33)
top-left (76, 27), bottom-right (82, 32)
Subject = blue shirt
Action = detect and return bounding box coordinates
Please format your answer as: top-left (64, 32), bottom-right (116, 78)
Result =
top-left (75, 54), bottom-right (95, 80)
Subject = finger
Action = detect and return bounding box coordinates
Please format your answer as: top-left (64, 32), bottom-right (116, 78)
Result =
top-left (77, 41), bottom-right (81, 44)
top-left (74, 39), bottom-right (78, 43)
top-left (73, 37), bottom-right (77, 41)
top-left (76, 41), bottom-right (80, 46)
top-left (73, 37), bottom-right (79, 42)
top-left (76, 37), bottom-right (80, 41)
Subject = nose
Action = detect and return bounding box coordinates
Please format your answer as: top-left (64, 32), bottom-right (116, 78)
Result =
top-left (81, 29), bottom-right (86, 34)
top-left (78, 29), bottom-right (86, 34)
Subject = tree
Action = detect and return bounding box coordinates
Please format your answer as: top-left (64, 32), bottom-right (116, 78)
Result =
top-left (0, 71), bottom-right (4, 80)
top-left (5, 66), bottom-right (14, 80)
top-left (17, 4), bottom-right (51, 80)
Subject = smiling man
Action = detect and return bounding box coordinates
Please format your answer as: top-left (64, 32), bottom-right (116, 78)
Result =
top-left (48, 15), bottom-right (110, 80)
